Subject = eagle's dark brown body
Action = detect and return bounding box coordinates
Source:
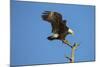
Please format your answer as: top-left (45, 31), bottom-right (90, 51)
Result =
top-left (42, 11), bottom-right (73, 42)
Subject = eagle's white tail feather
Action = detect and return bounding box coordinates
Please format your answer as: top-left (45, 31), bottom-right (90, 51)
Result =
top-left (52, 33), bottom-right (59, 38)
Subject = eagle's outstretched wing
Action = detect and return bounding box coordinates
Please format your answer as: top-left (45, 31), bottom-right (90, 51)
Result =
top-left (42, 11), bottom-right (62, 23)
top-left (42, 11), bottom-right (67, 34)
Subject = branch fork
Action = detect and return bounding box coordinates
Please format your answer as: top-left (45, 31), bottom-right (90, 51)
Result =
top-left (63, 40), bottom-right (79, 63)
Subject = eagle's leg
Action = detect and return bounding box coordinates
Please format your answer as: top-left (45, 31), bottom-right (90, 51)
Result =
top-left (62, 40), bottom-right (73, 48)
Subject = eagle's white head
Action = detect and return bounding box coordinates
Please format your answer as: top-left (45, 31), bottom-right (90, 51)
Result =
top-left (68, 28), bottom-right (74, 36)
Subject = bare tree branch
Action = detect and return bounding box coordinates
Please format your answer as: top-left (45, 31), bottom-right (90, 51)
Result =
top-left (64, 40), bottom-right (79, 63)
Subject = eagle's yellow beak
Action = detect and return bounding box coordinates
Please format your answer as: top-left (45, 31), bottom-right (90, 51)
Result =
top-left (68, 28), bottom-right (74, 36)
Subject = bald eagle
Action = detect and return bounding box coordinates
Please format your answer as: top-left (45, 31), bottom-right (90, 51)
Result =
top-left (42, 11), bottom-right (74, 44)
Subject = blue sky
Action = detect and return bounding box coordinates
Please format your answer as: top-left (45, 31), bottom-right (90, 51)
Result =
top-left (11, 1), bottom-right (95, 66)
